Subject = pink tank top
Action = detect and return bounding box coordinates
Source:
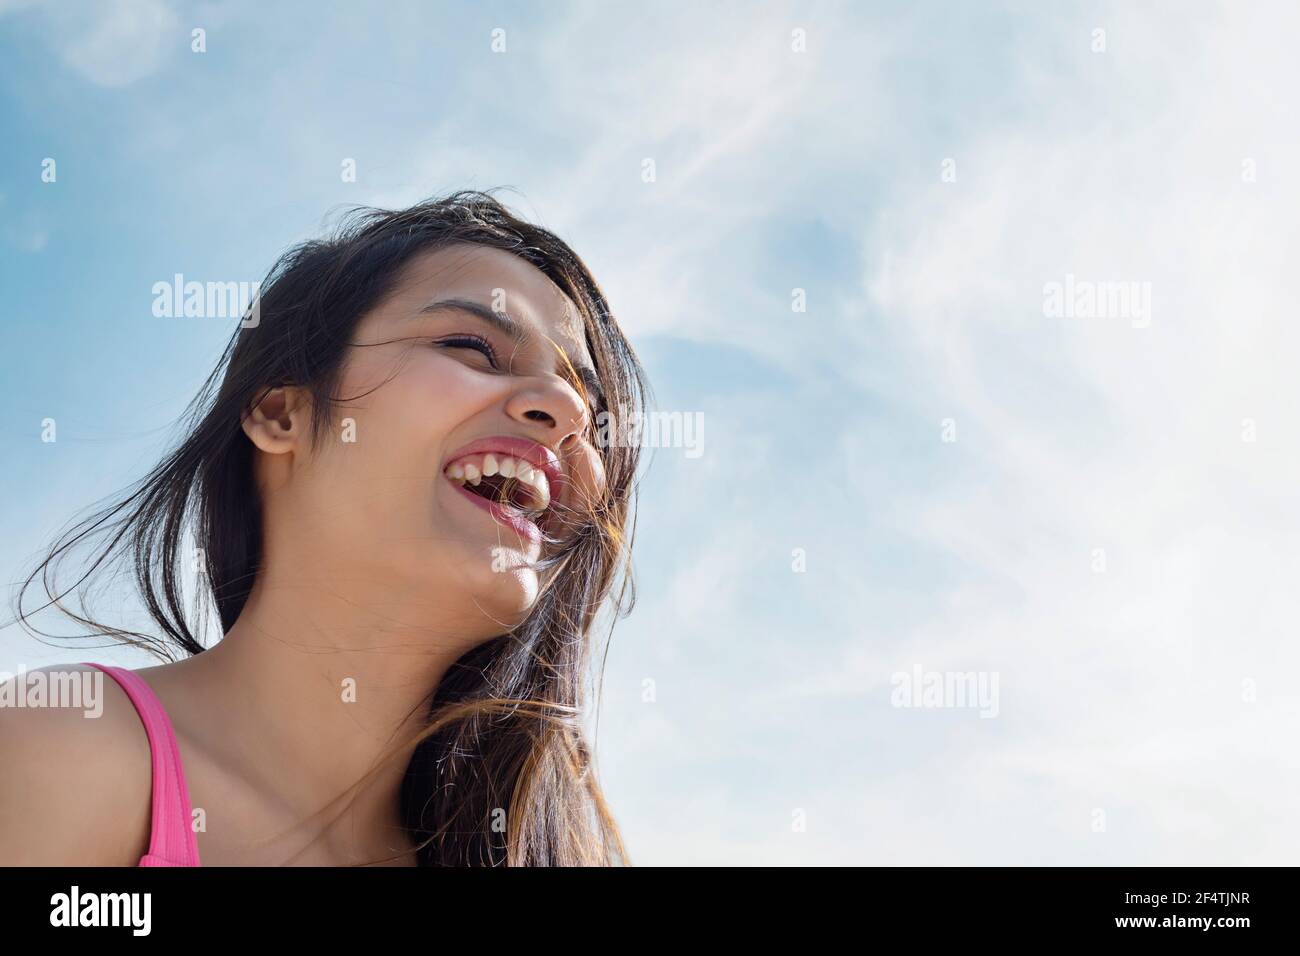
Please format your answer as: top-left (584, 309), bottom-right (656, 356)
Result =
top-left (82, 663), bottom-right (202, 867)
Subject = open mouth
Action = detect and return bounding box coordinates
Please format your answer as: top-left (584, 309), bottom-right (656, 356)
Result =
top-left (445, 452), bottom-right (552, 530)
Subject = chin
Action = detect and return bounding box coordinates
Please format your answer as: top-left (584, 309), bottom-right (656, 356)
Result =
top-left (490, 568), bottom-right (541, 627)
top-left (455, 553), bottom-right (541, 634)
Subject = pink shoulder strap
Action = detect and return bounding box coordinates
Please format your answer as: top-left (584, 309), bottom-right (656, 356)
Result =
top-left (83, 663), bottom-right (202, 867)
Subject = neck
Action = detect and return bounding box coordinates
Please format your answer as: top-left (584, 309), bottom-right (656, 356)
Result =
top-left (184, 560), bottom-right (482, 863)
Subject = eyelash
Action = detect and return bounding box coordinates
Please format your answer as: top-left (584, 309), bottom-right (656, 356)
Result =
top-left (434, 333), bottom-right (602, 419)
top-left (435, 334), bottom-right (499, 369)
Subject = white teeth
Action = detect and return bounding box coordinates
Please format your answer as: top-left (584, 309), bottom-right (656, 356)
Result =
top-left (527, 470), bottom-right (550, 510)
top-left (515, 465), bottom-right (550, 510)
top-left (446, 454), bottom-right (551, 513)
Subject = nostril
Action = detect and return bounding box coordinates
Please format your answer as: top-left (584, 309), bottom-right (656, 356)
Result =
top-left (523, 409), bottom-right (555, 426)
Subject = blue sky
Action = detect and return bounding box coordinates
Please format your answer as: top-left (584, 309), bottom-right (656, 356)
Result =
top-left (3, 0), bottom-right (1298, 864)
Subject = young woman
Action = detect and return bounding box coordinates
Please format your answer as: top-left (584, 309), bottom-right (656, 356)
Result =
top-left (0, 191), bottom-right (647, 866)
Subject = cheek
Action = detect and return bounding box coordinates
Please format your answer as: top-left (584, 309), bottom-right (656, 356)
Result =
top-left (396, 351), bottom-right (496, 421)
top-left (294, 357), bottom-right (465, 539)
top-left (565, 441), bottom-right (608, 514)
top-left (337, 351), bottom-right (486, 459)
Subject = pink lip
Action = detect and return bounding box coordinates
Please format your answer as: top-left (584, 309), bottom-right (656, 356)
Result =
top-left (443, 435), bottom-right (566, 502)
top-left (448, 477), bottom-right (542, 544)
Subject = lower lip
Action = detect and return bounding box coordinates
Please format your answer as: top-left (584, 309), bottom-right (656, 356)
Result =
top-left (446, 476), bottom-right (542, 544)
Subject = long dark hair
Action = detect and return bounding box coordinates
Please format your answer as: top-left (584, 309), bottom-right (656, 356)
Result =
top-left (12, 189), bottom-right (648, 866)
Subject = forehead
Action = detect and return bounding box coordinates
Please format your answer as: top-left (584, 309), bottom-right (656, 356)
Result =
top-left (383, 243), bottom-right (591, 361)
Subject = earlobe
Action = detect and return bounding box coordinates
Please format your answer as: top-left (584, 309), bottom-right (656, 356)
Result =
top-left (241, 385), bottom-right (308, 454)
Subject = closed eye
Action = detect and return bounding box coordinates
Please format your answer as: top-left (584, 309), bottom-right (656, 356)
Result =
top-left (435, 334), bottom-right (499, 369)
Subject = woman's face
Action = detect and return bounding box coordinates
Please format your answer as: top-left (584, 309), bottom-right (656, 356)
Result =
top-left (269, 243), bottom-right (604, 638)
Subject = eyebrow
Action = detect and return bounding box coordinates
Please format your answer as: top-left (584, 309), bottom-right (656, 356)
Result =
top-left (418, 297), bottom-right (605, 409)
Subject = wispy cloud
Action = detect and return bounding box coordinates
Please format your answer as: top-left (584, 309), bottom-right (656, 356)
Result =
top-left (6, 0), bottom-right (183, 87)
top-left (2, 0), bottom-right (1296, 865)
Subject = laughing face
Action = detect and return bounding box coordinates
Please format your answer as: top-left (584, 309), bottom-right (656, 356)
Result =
top-left (244, 242), bottom-right (607, 642)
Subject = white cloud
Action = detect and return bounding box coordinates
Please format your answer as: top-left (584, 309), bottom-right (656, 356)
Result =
top-left (8, 0), bottom-right (1297, 865)
top-left (56, 0), bottom-right (179, 87)
top-left (826, 1), bottom-right (1300, 862)
top-left (607, 0), bottom-right (1300, 865)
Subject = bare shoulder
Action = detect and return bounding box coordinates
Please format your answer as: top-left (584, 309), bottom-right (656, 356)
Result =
top-left (0, 663), bottom-right (152, 865)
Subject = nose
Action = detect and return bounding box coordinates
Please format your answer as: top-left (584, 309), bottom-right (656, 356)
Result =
top-left (504, 374), bottom-right (591, 448)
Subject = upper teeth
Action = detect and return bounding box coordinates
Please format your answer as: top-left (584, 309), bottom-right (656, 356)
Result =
top-left (446, 453), bottom-right (551, 511)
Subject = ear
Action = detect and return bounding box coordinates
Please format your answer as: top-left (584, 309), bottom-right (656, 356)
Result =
top-left (242, 386), bottom-right (310, 455)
